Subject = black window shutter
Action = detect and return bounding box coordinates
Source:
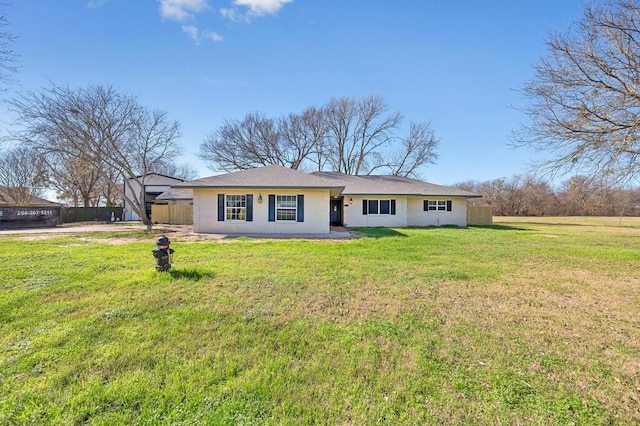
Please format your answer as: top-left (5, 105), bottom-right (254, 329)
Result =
top-left (423, 200), bottom-right (429, 211)
top-left (268, 195), bottom-right (276, 222)
top-left (246, 194), bottom-right (253, 222)
top-left (447, 200), bottom-right (452, 212)
top-left (362, 199), bottom-right (368, 215)
top-left (297, 195), bottom-right (304, 222)
top-left (391, 199), bottom-right (396, 215)
top-left (217, 194), bottom-right (225, 221)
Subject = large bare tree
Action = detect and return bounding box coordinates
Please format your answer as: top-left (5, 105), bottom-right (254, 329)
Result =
top-left (199, 109), bottom-right (324, 172)
top-left (513, 0), bottom-right (640, 183)
top-left (44, 148), bottom-right (103, 207)
top-left (278, 106), bottom-right (327, 171)
top-left (324, 95), bottom-right (403, 175)
top-left (9, 84), bottom-right (181, 227)
top-left (200, 112), bottom-right (283, 171)
top-left (373, 121), bottom-right (439, 178)
top-left (0, 145), bottom-right (46, 205)
top-left (199, 95), bottom-right (439, 177)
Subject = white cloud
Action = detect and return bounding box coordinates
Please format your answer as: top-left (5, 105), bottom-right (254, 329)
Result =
top-left (182, 25), bottom-right (223, 44)
top-left (233, 0), bottom-right (293, 16)
top-left (182, 25), bottom-right (200, 42)
top-left (86, 0), bottom-right (110, 8)
top-left (220, 7), bottom-right (248, 23)
top-left (203, 30), bottom-right (224, 42)
top-left (160, 0), bottom-right (209, 21)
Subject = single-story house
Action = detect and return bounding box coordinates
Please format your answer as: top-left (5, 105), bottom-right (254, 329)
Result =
top-left (174, 165), bottom-right (480, 234)
top-left (123, 173), bottom-right (185, 221)
top-left (0, 186), bottom-right (62, 229)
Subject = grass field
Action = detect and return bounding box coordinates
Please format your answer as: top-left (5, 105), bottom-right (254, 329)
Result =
top-left (1, 217), bottom-right (639, 424)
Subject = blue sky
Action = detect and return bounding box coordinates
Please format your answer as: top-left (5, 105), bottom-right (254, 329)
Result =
top-left (4, 0), bottom-right (588, 185)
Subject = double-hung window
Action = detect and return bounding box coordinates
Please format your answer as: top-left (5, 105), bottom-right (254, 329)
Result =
top-left (218, 193), bottom-right (253, 222)
top-left (362, 199), bottom-right (396, 215)
top-left (423, 200), bottom-right (452, 212)
top-left (276, 195), bottom-right (297, 221)
top-left (379, 200), bottom-right (391, 215)
top-left (428, 200), bottom-right (446, 211)
top-left (268, 194), bottom-right (303, 222)
top-left (226, 195), bottom-right (246, 221)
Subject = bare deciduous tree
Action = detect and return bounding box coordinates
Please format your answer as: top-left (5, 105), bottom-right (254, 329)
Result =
top-left (324, 95), bottom-right (403, 175)
top-left (512, 0), bottom-right (640, 183)
top-left (373, 121), bottom-right (439, 178)
top-left (9, 84), bottom-right (182, 228)
top-left (200, 112), bottom-right (284, 171)
top-left (44, 148), bottom-right (103, 207)
top-left (0, 145), bottom-right (46, 205)
top-left (455, 175), bottom-right (557, 216)
top-left (151, 160), bottom-right (199, 181)
top-left (279, 106), bottom-right (327, 171)
top-left (0, 3), bottom-right (17, 89)
top-left (199, 95), bottom-right (439, 177)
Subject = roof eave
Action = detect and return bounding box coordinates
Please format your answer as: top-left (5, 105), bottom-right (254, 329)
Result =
top-left (179, 184), bottom-right (345, 191)
top-left (341, 192), bottom-right (482, 198)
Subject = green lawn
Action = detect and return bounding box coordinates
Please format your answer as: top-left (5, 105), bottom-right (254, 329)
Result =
top-left (1, 217), bottom-right (639, 425)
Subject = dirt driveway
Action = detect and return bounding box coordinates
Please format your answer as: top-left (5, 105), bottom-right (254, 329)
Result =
top-left (0, 222), bottom-right (192, 236)
top-left (0, 222), bottom-right (353, 239)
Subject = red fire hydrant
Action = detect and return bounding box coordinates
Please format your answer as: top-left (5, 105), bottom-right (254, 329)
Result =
top-left (152, 235), bottom-right (174, 272)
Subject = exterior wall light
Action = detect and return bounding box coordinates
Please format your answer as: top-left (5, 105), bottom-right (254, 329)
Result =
top-left (349, 198), bottom-right (353, 204)
top-left (258, 193), bottom-right (263, 203)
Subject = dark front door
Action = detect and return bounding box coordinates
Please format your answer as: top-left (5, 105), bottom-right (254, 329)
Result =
top-left (330, 199), bottom-right (342, 225)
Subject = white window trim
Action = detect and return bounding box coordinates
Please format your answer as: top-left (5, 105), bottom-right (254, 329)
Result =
top-left (428, 200), bottom-right (447, 212)
top-left (276, 195), bottom-right (297, 222)
top-left (225, 194), bottom-right (246, 221)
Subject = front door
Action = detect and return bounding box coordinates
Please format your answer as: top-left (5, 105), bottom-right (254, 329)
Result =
top-left (330, 199), bottom-right (342, 226)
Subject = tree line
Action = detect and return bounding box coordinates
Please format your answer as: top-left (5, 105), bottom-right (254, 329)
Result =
top-left (456, 175), bottom-right (640, 216)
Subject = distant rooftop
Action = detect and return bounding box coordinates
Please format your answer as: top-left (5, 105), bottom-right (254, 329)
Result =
top-left (0, 186), bottom-right (61, 207)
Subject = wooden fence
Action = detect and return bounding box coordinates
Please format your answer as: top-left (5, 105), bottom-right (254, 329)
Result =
top-left (151, 204), bottom-right (193, 225)
top-left (467, 206), bottom-right (493, 226)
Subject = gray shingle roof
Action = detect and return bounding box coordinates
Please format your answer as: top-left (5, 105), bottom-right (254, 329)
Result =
top-left (0, 186), bottom-right (61, 206)
top-left (155, 188), bottom-right (193, 201)
top-left (174, 165), bottom-right (479, 198)
top-left (312, 172), bottom-right (480, 197)
top-left (176, 165), bottom-right (345, 190)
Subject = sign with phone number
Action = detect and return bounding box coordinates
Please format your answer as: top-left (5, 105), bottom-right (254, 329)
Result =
top-left (0, 208), bottom-right (59, 221)
top-left (15, 210), bottom-right (55, 216)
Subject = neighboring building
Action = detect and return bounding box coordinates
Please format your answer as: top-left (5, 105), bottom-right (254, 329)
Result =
top-left (0, 186), bottom-right (62, 228)
top-left (123, 173), bottom-right (185, 221)
top-left (153, 188), bottom-right (193, 206)
top-left (151, 189), bottom-right (194, 225)
top-left (174, 165), bottom-right (480, 234)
